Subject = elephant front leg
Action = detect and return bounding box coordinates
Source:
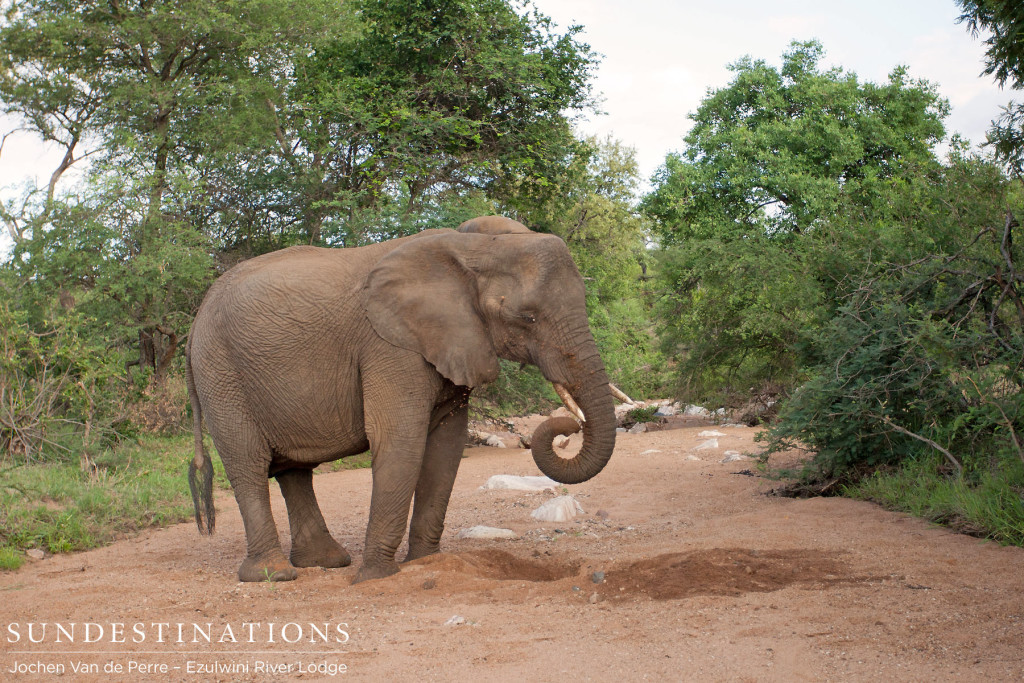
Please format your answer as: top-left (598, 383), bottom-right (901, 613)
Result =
top-left (353, 433), bottom-right (427, 584)
top-left (405, 402), bottom-right (469, 562)
top-left (276, 468), bottom-right (351, 569)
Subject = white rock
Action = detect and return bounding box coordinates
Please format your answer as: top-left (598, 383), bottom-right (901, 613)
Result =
top-left (721, 452), bottom-right (748, 463)
top-left (26, 549), bottom-right (45, 560)
top-left (457, 526), bottom-right (518, 539)
top-left (480, 475), bottom-right (558, 491)
top-left (484, 435), bottom-right (507, 448)
top-left (627, 423), bottom-right (647, 434)
top-left (685, 455), bottom-right (702, 461)
top-left (445, 615), bottom-right (468, 626)
top-left (554, 435), bottom-right (571, 449)
top-left (693, 438), bottom-right (719, 450)
top-left (654, 405), bottom-right (677, 417)
top-left (531, 495), bottom-right (584, 522)
top-left (720, 423), bottom-right (747, 428)
top-left (683, 405), bottom-right (711, 418)
top-left (640, 449), bottom-right (662, 455)
top-left (697, 430), bottom-right (726, 438)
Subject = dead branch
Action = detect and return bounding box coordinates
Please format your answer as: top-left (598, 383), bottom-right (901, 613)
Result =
top-left (876, 414), bottom-right (962, 477)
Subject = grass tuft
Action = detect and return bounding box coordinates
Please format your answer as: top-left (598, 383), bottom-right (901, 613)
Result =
top-left (0, 434), bottom-right (228, 569)
top-left (845, 455), bottom-right (1024, 546)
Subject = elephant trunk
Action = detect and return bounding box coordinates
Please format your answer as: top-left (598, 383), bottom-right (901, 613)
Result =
top-left (530, 347), bottom-right (617, 485)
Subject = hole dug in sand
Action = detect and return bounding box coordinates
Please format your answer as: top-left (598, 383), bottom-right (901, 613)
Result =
top-left (599, 548), bottom-right (859, 601)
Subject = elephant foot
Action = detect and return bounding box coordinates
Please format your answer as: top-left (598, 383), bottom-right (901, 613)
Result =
top-left (290, 537), bottom-right (352, 569)
top-left (238, 552), bottom-right (298, 583)
top-left (403, 543), bottom-right (440, 563)
top-left (352, 561), bottom-right (399, 584)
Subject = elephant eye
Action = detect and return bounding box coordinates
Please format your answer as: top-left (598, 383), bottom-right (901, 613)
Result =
top-left (520, 312), bottom-right (537, 324)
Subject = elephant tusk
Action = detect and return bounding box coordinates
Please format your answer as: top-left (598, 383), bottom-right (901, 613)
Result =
top-left (609, 383), bottom-right (634, 405)
top-left (552, 383), bottom-right (586, 423)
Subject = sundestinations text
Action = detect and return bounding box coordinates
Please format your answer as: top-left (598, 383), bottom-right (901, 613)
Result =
top-left (6, 622), bottom-right (350, 644)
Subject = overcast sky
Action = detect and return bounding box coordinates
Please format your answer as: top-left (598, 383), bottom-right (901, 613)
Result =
top-left (532, 0), bottom-right (1014, 185)
top-left (0, 0), bottom-right (1016, 214)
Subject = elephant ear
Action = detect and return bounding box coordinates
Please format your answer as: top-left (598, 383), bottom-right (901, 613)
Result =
top-left (362, 232), bottom-right (499, 388)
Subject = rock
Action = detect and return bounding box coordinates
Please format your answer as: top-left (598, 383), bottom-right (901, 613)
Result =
top-left (683, 404), bottom-right (711, 418)
top-left (554, 435), bottom-right (571, 449)
top-left (444, 615), bottom-right (467, 626)
top-left (596, 509), bottom-right (610, 520)
top-left (480, 474), bottom-right (558, 491)
top-left (531, 495), bottom-right (584, 522)
top-left (693, 438), bottom-right (719, 450)
top-left (467, 428), bottom-right (497, 446)
top-left (457, 526), bottom-right (518, 539)
top-left (640, 449), bottom-right (662, 455)
top-left (589, 592), bottom-right (600, 604)
top-left (591, 571), bottom-right (605, 584)
top-left (616, 427), bottom-right (627, 433)
top-left (685, 455), bottom-right (702, 461)
top-left (697, 430), bottom-right (726, 438)
top-left (721, 452), bottom-right (748, 463)
top-left (422, 578), bottom-right (436, 590)
top-left (26, 549), bottom-right (45, 560)
top-left (484, 435), bottom-right (507, 448)
top-left (627, 423), bottom-right (647, 434)
top-left (654, 405), bottom-right (677, 417)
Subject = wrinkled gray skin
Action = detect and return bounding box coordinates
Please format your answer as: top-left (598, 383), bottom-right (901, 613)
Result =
top-left (186, 216), bottom-right (616, 583)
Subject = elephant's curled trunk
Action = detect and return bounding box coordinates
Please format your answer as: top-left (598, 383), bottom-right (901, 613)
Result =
top-left (530, 373), bottom-right (616, 485)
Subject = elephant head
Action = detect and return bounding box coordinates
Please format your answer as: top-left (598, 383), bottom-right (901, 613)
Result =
top-left (361, 217), bottom-right (616, 484)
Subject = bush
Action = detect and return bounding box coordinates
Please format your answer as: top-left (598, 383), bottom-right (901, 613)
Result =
top-left (0, 302), bottom-right (127, 463)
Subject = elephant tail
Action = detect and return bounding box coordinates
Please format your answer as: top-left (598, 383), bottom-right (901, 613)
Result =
top-left (186, 336), bottom-right (215, 535)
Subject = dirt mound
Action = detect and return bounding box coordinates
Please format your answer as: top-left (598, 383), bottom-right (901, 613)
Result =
top-left (408, 549), bottom-right (579, 582)
top-left (599, 548), bottom-right (859, 600)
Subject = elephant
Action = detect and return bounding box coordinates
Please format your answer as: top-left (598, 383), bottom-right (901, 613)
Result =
top-left (185, 215), bottom-right (618, 583)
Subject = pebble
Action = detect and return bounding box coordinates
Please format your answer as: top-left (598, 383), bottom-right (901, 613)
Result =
top-left (591, 571), bottom-right (605, 584)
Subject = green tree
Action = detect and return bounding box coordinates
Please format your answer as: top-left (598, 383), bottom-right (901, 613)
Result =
top-left (958, 1), bottom-right (1024, 177)
top-left (0, 0), bottom-right (344, 380)
top-left (226, 0), bottom-right (598, 249)
top-left (642, 40), bottom-right (949, 399)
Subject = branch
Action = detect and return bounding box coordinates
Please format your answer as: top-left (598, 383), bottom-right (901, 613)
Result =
top-left (876, 414), bottom-right (962, 476)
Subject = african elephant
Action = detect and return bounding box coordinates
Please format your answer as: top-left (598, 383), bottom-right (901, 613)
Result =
top-left (185, 215), bottom-right (617, 583)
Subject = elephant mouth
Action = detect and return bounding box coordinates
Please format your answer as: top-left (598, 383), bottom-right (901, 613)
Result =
top-left (552, 382), bottom-right (633, 422)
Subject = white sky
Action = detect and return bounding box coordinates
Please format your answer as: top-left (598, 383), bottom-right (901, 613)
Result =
top-left (533, 0), bottom-right (1014, 184)
top-left (0, 0), bottom-right (1015, 240)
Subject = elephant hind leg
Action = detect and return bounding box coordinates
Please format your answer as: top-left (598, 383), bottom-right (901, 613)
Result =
top-left (221, 433), bottom-right (297, 582)
top-left (276, 468), bottom-right (351, 569)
